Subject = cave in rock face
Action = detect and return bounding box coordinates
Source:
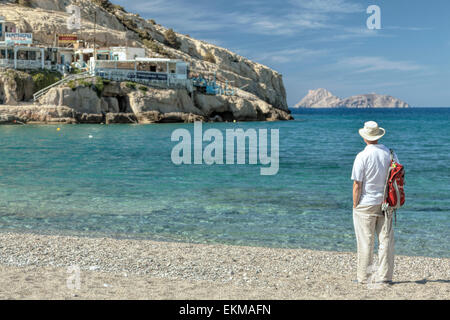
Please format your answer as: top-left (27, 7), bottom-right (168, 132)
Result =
top-left (210, 111), bottom-right (234, 122)
top-left (117, 95), bottom-right (130, 113)
top-left (0, 83), bottom-right (4, 105)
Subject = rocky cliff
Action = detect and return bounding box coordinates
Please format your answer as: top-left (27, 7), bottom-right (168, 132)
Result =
top-left (0, 0), bottom-right (292, 123)
top-left (0, 69), bottom-right (35, 104)
top-left (294, 88), bottom-right (410, 108)
top-left (0, 75), bottom-right (292, 124)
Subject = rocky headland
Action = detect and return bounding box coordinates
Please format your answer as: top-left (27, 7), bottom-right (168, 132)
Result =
top-left (294, 88), bottom-right (410, 108)
top-left (0, 0), bottom-right (293, 124)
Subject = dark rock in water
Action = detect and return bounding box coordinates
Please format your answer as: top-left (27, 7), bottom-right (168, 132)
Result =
top-left (210, 115), bottom-right (223, 122)
top-left (159, 112), bottom-right (206, 123)
top-left (76, 113), bottom-right (104, 124)
top-left (0, 114), bottom-right (20, 124)
top-left (135, 111), bottom-right (161, 124)
top-left (136, 111), bottom-right (206, 123)
top-left (105, 113), bottom-right (137, 124)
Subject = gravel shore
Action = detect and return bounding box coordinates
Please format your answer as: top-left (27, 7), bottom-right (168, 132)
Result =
top-left (0, 232), bottom-right (448, 299)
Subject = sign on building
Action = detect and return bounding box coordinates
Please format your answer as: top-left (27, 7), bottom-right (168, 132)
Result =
top-left (58, 34), bottom-right (78, 44)
top-left (5, 32), bottom-right (32, 44)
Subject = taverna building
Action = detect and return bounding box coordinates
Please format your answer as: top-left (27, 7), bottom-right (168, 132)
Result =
top-left (0, 15), bottom-right (220, 95)
top-left (74, 46), bottom-right (189, 88)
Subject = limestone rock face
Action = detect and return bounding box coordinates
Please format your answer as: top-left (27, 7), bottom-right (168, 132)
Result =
top-left (294, 88), bottom-right (341, 108)
top-left (0, 79), bottom-right (293, 124)
top-left (127, 88), bottom-right (202, 115)
top-left (0, 105), bottom-right (78, 123)
top-left (0, 69), bottom-right (35, 104)
top-left (194, 91), bottom-right (293, 121)
top-left (338, 94), bottom-right (410, 108)
top-left (294, 88), bottom-right (410, 108)
top-left (31, 79), bottom-right (292, 123)
top-left (0, 0), bottom-right (289, 113)
top-left (101, 97), bottom-right (120, 113)
top-left (39, 87), bottom-right (102, 113)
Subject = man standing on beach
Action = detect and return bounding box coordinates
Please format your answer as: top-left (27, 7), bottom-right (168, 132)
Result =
top-left (351, 121), bottom-right (397, 284)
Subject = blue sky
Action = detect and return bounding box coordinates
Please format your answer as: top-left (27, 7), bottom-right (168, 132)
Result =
top-left (113, 0), bottom-right (450, 107)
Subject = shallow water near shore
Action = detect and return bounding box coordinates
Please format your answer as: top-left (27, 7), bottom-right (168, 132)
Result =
top-left (0, 108), bottom-right (448, 258)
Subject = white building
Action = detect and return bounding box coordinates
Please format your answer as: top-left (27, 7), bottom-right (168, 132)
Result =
top-left (110, 47), bottom-right (146, 61)
top-left (90, 57), bottom-right (190, 89)
top-left (0, 45), bottom-right (50, 70)
top-left (0, 15), bottom-right (18, 43)
top-left (0, 16), bottom-right (52, 70)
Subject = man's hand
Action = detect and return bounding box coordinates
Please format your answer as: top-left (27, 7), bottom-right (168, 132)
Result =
top-left (353, 181), bottom-right (362, 208)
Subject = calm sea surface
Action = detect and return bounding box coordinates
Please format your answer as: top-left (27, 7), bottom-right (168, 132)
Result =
top-left (0, 108), bottom-right (448, 257)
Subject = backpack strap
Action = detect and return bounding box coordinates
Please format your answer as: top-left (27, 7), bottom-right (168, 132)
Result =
top-left (381, 149), bottom-right (394, 214)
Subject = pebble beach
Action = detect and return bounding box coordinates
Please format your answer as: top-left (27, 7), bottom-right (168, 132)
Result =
top-left (0, 232), bottom-right (448, 300)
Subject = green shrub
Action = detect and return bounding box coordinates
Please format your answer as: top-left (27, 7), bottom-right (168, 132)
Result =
top-left (143, 39), bottom-right (168, 56)
top-left (16, 0), bottom-right (32, 7)
top-left (138, 85), bottom-right (148, 92)
top-left (137, 29), bottom-right (152, 41)
top-left (70, 67), bottom-right (83, 74)
top-left (164, 28), bottom-right (180, 49)
top-left (31, 70), bottom-right (62, 93)
top-left (79, 80), bottom-right (91, 87)
top-left (91, 0), bottom-right (114, 11)
top-left (203, 50), bottom-right (216, 64)
top-left (125, 81), bottom-right (136, 90)
top-left (94, 77), bottom-right (104, 97)
top-left (67, 80), bottom-right (77, 90)
top-left (121, 17), bottom-right (138, 30)
top-left (111, 4), bottom-right (126, 12)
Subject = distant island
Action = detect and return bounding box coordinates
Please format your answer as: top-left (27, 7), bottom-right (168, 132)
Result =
top-left (293, 88), bottom-right (410, 108)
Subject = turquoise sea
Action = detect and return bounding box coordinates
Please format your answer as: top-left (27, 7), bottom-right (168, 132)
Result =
top-left (0, 108), bottom-right (448, 257)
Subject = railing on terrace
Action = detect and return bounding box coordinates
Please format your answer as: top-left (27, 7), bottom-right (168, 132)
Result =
top-left (33, 72), bottom-right (92, 102)
top-left (16, 60), bottom-right (42, 69)
top-left (0, 59), bottom-right (53, 70)
top-left (93, 68), bottom-right (193, 92)
top-left (0, 59), bottom-right (13, 68)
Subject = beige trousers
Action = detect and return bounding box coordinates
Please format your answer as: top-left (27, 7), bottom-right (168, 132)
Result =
top-left (353, 204), bottom-right (395, 283)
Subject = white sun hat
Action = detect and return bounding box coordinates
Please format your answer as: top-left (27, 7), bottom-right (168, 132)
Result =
top-left (358, 121), bottom-right (386, 141)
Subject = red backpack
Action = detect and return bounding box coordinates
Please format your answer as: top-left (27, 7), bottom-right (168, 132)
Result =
top-left (382, 149), bottom-right (405, 221)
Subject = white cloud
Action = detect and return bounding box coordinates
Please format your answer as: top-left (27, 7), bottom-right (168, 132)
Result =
top-left (290, 0), bottom-right (364, 13)
top-left (254, 48), bottom-right (326, 64)
top-left (338, 56), bottom-right (423, 73)
top-left (384, 26), bottom-right (432, 31)
top-left (116, 0), bottom-right (369, 38)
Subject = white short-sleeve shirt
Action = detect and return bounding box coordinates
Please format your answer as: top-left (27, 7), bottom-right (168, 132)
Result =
top-left (351, 144), bottom-right (398, 205)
